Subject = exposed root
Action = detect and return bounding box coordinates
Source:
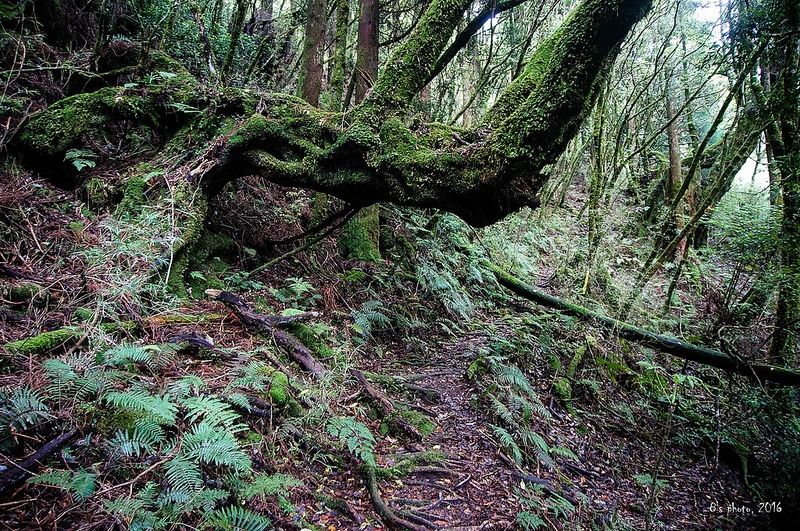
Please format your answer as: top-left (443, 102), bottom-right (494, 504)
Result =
top-left (206, 289), bottom-right (325, 376)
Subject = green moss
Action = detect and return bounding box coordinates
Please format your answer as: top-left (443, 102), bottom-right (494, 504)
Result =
top-left (4, 328), bottom-right (78, 357)
top-left (287, 323), bottom-right (335, 359)
top-left (20, 87), bottom-right (160, 159)
top-left (9, 282), bottom-right (48, 305)
top-left (398, 410), bottom-right (435, 436)
top-left (269, 371), bottom-right (290, 406)
top-left (115, 176), bottom-right (147, 217)
top-left (72, 307), bottom-right (94, 323)
top-left (339, 206), bottom-right (380, 262)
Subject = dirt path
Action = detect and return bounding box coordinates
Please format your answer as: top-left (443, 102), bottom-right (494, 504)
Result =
top-left (361, 336), bottom-right (521, 530)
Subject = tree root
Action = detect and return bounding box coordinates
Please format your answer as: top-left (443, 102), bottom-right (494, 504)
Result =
top-left (205, 289), bottom-right (325, 376)
top-left (0, 429), bottom-right (77, 495)
top-left (350, 369), bottom-right (422, 441)
top-left (364, 465), bottom-right (431, 531)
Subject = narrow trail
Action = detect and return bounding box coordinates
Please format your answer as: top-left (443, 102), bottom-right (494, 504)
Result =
top-left (362, 334), bottom-right (521, 529)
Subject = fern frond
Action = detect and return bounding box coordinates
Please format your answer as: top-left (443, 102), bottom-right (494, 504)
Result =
top-left (202, 506), bottom-right (271, 531)
top-left (183, 422), bottom-right (251, 471)
top-left (43, 357), bottom-right (106, 403)
top-left (169, 374), bottom-right (208, 398)
top-left (241, 473), bottom-right (303, 500)
top-left (183, 395), bottom-right (245, 432)
top-left (228, 361), bottom-right (273, 392)
top-left (103, 343), bottom-right (159, 370)
top-left (163, 455), bottom-right (203, 493)
top-left (0, 387), bottom-right (52, 444)
top-left (517, 512), bottom-right (547, 530)
top-left (326, 417), bottom-right (376, 467)
top-left (29, 468), bottom-right (97, 500)
top-left (520, 428), bottom-right (555, 470)
top-left (109, 419), bottom-right (166, 458)
top-left (491, 425), bottom-right (523, 465)
top-left (488, 393), bottom-right (515, 425)
top-left (105, 386), bottom-right (177, 425)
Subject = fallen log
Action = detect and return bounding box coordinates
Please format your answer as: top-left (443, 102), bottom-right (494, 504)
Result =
top-left (205, 289), bottom-right (325, 376)
top-left (484, 262), bottom-right (800, 387)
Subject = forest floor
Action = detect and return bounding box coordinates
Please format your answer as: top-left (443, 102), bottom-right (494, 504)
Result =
top-left (0, 168), bottom-right (787, 531)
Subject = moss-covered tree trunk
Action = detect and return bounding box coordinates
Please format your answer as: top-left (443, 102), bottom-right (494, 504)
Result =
top-left (768, 0), bottom-right (800, 365)
top-left (19, 0), bottom-right (654, 230)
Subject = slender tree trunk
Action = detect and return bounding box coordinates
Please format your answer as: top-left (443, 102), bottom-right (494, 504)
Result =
top-left (328, 0), bottom-right (349, 112)
top-left (299, 0), bottom-right (328, 106)
top-left (340, 0), bottom-right (381, 262)
top-left (222, 0), bottom-right (248, 83)
top-left (665, 82), bottom-right (687, 256)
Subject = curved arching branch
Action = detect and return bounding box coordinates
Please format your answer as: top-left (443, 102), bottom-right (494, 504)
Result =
top-left (193, 0), bottom-right (652, 227)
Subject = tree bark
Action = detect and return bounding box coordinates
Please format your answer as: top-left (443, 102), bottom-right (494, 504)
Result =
top-left (298, 0), bottom-right (328, 106)
top-left (485, 262), bottom-right (800, 386)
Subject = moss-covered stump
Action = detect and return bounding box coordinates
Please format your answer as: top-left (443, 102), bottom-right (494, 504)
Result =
top-left (8, 282), bottom-right (49, 306)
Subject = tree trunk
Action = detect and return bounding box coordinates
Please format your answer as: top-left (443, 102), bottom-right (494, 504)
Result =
top-left (298, 0), bottom-right (328, 107)
top-left (340, 0), bottom-right (381, 262)
top-left (485, 262), bottom-right (800, 386)
top-left (768, 0), bottom-right (800, 365)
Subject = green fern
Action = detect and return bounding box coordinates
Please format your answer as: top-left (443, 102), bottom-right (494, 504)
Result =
top-left (351, 300), bottom-right (391, 340)
top-left (491, 424), bottom-right (523, 465)
top-left (0, 387), bottom-right (52, 449)
top-left (163, 455), bottom-right (204, 493)
top-left (64, 148), bottom-right (97, 172)
top-left (110, 419), bottom-right (167, 458)
top-left (240, 473), bottom-right (302, 500)
top-left (105, 385), bottom-right (178, 425)
top-left (169, 374), bottom-right (208, 398)
top-left (43, 355), bottom-right (114, 404)
top-left (183, 421), bottom-right (251, 471)
top-left (326, 416), bottom-right (376, 467)
top-left (183, 395), bottom-right (246, 433)
top-left (29, 468), bottom-right (97, 500)
top-left (103, 343), bottom-right (171, 371)
top-left (517, 512), bottom-right (547, 530)
top-left (202, 506), bottom-right (271, 531)
top-left (519, 427), bottom-right (556, 470)
top-left (227, 361), bottom-right (274, 392)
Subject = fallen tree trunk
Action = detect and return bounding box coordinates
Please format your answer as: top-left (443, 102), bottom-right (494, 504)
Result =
top-left (484, 262), bottom-right (800, 386)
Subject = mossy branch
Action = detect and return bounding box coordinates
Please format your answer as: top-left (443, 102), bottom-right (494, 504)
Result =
top-left (485, 262), bottom-right (800, 387)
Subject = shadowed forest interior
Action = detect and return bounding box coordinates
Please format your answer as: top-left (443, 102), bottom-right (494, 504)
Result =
top-left (1, 0), bottom-right (799, 529)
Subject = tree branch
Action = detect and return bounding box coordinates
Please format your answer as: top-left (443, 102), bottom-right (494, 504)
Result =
top-left (485, 262), bottom-right (800, 386)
